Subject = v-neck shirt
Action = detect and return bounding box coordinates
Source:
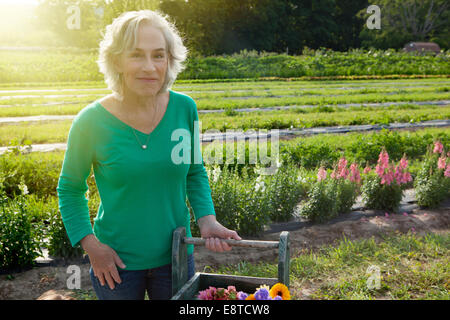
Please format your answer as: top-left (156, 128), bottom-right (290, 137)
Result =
top-left (56, 89), bottom-right (215, 270)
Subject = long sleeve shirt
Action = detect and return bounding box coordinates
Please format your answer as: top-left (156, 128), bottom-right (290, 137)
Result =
top-left (56, 90), bottom-right (215, 270)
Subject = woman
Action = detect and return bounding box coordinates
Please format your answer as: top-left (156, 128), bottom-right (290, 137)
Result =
top-left (56, 10), bottom-right (241, 300)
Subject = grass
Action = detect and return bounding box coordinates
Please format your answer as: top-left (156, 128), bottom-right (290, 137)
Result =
top-left (207, 231), bottom-right (450, 300)
top-left (1, 105), bottom-right (449, 146)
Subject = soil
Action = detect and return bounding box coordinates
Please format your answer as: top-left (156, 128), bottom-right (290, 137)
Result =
top-left (0, 204), bottom-right (449, 300)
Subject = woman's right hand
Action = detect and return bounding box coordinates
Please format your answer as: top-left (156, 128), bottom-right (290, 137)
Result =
top-left (81, 234), bottom-right (126, 290)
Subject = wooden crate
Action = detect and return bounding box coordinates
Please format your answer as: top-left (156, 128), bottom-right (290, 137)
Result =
top-left (171, 227), bottom-right (289, 300)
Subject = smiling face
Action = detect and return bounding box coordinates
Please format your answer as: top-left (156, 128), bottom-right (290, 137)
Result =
top-left (116, 22), bottom-right (169, 98)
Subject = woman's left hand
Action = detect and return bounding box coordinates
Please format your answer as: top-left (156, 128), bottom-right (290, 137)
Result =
top-left (197, 215), bottom-right (242, 252)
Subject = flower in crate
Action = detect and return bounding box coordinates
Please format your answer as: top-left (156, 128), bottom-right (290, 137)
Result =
top-left (198, 286), bottom-right (217, 300)
top-left (269, 283), bottom-right (291, 300)
top-left (198, 283), bottom-right (291, 300)
top-left (237, 291), bottom-right (248, 300)
top-left (254, 287), bottom-right (271, 300)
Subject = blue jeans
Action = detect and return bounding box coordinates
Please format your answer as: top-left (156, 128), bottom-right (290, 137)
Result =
top-left (89, 254), bottom-right (195, 300)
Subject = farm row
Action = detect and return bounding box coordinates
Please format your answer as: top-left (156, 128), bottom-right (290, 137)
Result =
top-left (0, 48), bottom-right (449, 83)
top-left (0, 79), bottom-right (449, 148)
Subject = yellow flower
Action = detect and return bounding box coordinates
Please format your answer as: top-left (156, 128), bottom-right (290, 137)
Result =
top-left (256, 284), bottom-right (270, 292)
top-left (245, 294), bottom-right (256, 300)
top-left (269, 283), bottom-right (291, 300)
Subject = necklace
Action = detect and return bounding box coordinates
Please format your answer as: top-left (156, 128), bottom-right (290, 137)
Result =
top-left (130, 103), bottom-right (159, 150)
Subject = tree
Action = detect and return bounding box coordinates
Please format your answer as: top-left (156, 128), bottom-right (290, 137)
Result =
top-left (34, 0), bottom-right (105, 48)
top-left (359, 0), bottom-right (450, 49)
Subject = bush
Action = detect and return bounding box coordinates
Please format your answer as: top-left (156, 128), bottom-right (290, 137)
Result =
top-left (361, 149), bottom-right (412, 213)
top-left (204, 162), bottom-right (304, 236)
top-left (298, 157), bottom-right (361, 223)
top-left (414, 141), bottom-right (450, 208)
top-left (265, 160), bottom-right (305, 222)
top-left (0, 190), bottom-right (42, 270)
top-left (361, 173), bottom-right (404, 212)
top-left (46, 208), bottom-right (85, 259)
top-left (299, 179), bottom-right (338, 223)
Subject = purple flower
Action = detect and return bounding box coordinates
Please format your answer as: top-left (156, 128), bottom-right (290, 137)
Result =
top-left (273, 295), bottom-right (282, 300)
top-left (237, 291), bottom-right (248, 300)
top-left (254, 288), bottom-right (271, 300)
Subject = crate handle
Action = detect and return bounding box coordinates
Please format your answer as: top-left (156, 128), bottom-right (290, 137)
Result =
top-left (171, 227), bottom-right (290, 297)
top-left (183, 237), bottom-right (279, 248)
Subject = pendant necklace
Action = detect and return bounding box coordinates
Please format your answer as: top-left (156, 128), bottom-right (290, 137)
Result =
top-left (130, 103), bottom-right (159, 150)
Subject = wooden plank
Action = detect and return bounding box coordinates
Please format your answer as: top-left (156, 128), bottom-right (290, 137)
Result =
top-left (278, 231), bottom-right (290, 287)
top-left (183, 237), bottom-right (279, 248)
top-left (171, 272), bottom-right (201, 300)
top-left (171, 227), bottom-right (188, 297)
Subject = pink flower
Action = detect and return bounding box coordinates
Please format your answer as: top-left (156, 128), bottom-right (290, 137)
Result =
top-left (399, 156), bottom-right (408, 170)
top-left (433, 141), bottom-right (443, 154)
top-left (380, 168), bottom-right (394, 185)
top-left (317, 167), bottom-right (327, 181)
top-left (445, 164), bottom-right (450, 178)
top-left (385, 212), bottom-right (389, 218)
top-left (363, 165), bottom-right (371, 174)
top-left (438, 156), bottom-right (446, 170)
top-left (349, 163), bottom-right (361, 183)
top-left (403, 212), bottom-right (408, 216)
top-left (411, 227), bottom-right (416, 233)
top-left (198, 286), bottom-right (217, 300)
top-left (338, 157), bottom-right (348, 171)
top-left (336, 157), bottom-right (349, 179)
top-left (378, 150), bottom-right (389, 168)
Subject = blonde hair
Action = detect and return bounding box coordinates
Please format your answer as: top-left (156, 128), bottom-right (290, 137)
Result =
top-left (97, 10), bottom-right (188, 99)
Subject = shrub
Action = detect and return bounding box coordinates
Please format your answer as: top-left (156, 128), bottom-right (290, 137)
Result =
top-left (46, 208), bottom-right (85, 259)
top-left (0, 189), bottom-right (42, 271)
top-left (299, 179), bottom-right (338, 223)
top-left (329, 158), bottom-right (361, 214)
top-left (361, 149), bottom-right (412, 212)
top-left (299, 157), bottom-right (361, 222)
top-left (414, 141), bottom-right (450, 208)
top-left (265, 160), bottom-right (305, 222)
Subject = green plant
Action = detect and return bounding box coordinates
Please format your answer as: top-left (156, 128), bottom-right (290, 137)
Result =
top-left (265, 160), bottom-right (304, 222)
top-left (414, 141), bottom-right (450, 208)
top-left (0, 189), bottom-right (42, 270)
top-left (361, 173), bottom-right (403, 212)
top-left (46, 207), bottom-right (85, 259)
top-left (299, 179), bottom-right (338, 223)
top-left (361, 149), bottom-right (412, 212)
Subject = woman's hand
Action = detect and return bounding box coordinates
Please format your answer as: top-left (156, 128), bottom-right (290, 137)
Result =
top-left (81, 234), bottom-right (126, 290)
top-left (197, 215), bottom-right (242, 252)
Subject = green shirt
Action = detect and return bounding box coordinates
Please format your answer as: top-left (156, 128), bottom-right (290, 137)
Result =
top-left (56, 90), bottom-right (215, 270)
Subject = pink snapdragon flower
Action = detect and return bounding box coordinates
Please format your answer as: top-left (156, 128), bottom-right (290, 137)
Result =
top-left (337, 157), bottom-right (349, 179)
top-left (394, 156), bottom-right (412, 185)
top-left (445, 164), bottom-right (450, 178)
top-left (433, 141), bottom-right (443, 154)
top-left (363, 165), bottom-right (371, 174)
top-left (375, 150), bottom-right (389, 177)
top-left (349, 163), bottom-right (361, 183)
top-left (437, 156), bottom-right (447, 170)
top-left (317, 167), bottom-right (327, 181)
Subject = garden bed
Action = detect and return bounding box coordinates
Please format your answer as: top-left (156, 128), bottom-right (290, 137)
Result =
top-left (0, 198), bottom-right (448, 300)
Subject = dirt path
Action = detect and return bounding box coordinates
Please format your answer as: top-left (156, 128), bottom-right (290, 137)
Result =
top-left (0, 203), bottom-right (448, 300)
